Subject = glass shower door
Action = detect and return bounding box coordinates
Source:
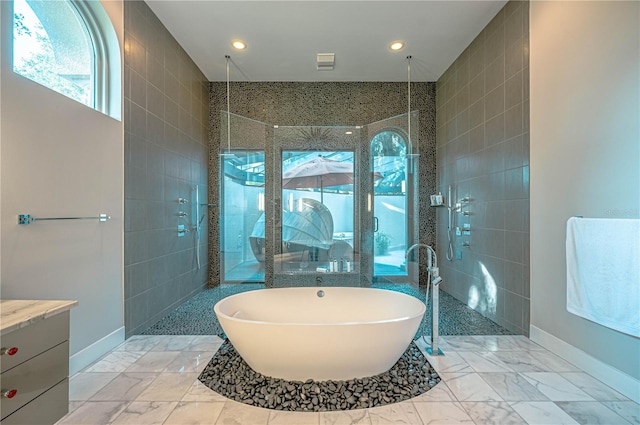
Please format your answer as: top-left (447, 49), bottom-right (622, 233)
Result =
top-left (371, 131), bottom-right (409, 276)
top-left (220, 150), bottom-right (265, 281)
top-left (365, 112), bottom-right (419, 283)
top-left (219, 113), bottom-right (271, 283)
top-left (272, 126), bottom-right (362, 287)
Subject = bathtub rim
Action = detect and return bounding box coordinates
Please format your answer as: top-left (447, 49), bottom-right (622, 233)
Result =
top-left (214, 286), bottom-right (426, 327)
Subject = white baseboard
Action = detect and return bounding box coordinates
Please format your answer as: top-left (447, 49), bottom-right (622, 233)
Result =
top-left (69, 326), bottom-right (125, 376)
top-left (530, 325), bottom-right (640, 403)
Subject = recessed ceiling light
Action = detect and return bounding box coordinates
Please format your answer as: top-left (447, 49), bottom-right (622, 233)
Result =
top-left (390, 41), bottom-right (404, 51)
top-left (232, 40), bottom-right (246, 50)
top-left (345, 131), bottom-right (353, 135)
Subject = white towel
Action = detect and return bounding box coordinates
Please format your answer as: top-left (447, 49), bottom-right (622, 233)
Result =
top-left (566, 217), bottom-right (640, 337)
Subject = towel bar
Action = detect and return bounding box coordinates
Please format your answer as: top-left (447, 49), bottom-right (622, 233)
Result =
top-left (18, 214), bottom-right (110, 225)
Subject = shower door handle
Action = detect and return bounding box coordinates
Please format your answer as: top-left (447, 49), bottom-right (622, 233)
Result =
top-left (373, 216), bottom-right (379, 232)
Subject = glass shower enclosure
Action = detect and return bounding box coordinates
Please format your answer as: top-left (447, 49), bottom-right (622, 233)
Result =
top-left (219, 112), bottom-right (420, 287)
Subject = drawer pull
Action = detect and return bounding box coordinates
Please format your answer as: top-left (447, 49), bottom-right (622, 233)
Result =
top-left (1, 389), bottom-right (17, 399)
top-left (1, 347), bottom-right (19, 356)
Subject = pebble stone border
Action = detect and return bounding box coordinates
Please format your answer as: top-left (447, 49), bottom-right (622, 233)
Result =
top-left (198, 340), bottom-right (440, 412)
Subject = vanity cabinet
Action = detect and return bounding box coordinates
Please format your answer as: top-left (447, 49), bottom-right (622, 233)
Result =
top-left (0, 300), bottom-right (77, 425)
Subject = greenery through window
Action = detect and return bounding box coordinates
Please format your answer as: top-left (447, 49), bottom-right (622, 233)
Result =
top-left (371, 131), bottom-right (407, 195)
top-left (13, 0), bottom-right (95, 107)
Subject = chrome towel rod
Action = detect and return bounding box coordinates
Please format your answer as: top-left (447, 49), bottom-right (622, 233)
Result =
top-left (18, 213), bottom-right (110, 225)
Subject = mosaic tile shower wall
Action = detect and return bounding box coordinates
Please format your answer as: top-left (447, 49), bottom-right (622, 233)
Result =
top-left (436, 0), bottom-right (530, 335)
top-left (208, 82), bottom-right (436, 286)
top-left (124, 1), bottom-right (209, 337)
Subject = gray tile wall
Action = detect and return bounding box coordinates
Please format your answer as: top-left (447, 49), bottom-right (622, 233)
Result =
top-left (208, 82), bottom-right (436, 286)
top-left (436, 0), bottom-right (530, 335)
top-left (124, 1), bottom-right (209, 337)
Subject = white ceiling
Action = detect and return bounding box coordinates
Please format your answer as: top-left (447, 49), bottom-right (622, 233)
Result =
top-left (145, 1), bottom-right (507, 82)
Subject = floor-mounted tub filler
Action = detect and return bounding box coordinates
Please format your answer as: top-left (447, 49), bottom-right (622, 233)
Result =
top-left (214, 287), bottom-right (425, 381)
top-left (406, 243), bottom-right (444, 356)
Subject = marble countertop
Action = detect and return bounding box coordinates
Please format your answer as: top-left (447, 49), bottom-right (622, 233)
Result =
top-left (0, 299), bottom-right (78, 335)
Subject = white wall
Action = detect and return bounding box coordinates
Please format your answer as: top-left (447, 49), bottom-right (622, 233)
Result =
top-left (1, 0), bottom-right (124, 373)
top-left (530, 1), bottom-right (639, 401)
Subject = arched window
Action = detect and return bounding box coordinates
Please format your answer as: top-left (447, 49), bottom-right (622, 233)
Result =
top-left (12, 0), bottom-right (120, 118)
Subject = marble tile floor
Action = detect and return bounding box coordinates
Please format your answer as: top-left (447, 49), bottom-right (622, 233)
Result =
top-left (57, 335), bottom-right (639, 425)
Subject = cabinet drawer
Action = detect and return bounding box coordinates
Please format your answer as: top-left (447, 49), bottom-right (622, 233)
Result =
top-left (1, 378), bottom-right (68, 425)
top-left (1, 312), bottom-right (69, 373)
top-left (1, 341), bottom-right (68, 419)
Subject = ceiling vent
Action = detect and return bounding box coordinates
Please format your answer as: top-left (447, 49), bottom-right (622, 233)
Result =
top-left (317, 53), bottom-right (335, 71)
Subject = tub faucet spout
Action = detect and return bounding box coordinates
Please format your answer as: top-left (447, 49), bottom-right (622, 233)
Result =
top-left (406, 243), bottom-right (436, 271)
top-left (406, 243), bottom-right (429, 258)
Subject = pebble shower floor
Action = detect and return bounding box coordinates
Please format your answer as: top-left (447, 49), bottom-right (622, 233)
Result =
top-left (142, 283), bottom-right (513, 337)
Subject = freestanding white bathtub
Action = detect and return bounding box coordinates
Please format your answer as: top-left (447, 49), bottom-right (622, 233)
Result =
top-left (214, 287), bottom-right (426, 381)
